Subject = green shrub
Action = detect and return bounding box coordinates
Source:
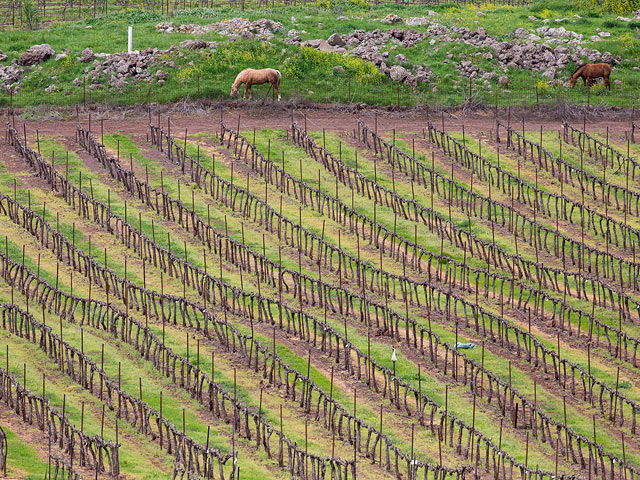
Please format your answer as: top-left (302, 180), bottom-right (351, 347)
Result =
top-left (579, 0), bottom-right (640, 13)
top-left (87, 9), bottom-right (163, 26)
top-left (22, 0), bottom-right (40, 30)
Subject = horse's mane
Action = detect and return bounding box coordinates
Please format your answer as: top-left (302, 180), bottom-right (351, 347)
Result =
top-left (571, 64), bottom-right (586, 76)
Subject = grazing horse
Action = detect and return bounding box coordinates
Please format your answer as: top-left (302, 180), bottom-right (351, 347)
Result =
top-left (230, 68), bottom-right (282, 101)
top-left (569, 63), bottom-right (612, 90)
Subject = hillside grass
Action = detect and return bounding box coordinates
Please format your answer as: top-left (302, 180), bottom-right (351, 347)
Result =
top-left (0, 0), bottom-right (639, 108)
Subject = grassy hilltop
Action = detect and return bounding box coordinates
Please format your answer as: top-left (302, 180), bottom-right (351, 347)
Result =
top-left (0, 0), bottom-right (639, 108)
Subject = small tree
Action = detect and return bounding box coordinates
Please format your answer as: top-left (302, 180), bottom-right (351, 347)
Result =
top-left (22, 0), bottom-right (40, 30)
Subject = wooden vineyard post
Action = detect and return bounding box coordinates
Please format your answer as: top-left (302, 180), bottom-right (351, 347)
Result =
top-left (353, 388), bottom-right (357, 473)
top-left (379, 405), bottom-right (383, 465)
top-left (444, 385), bottom-right (448, 444)
top-left (279, 405), bottom-right (283, 466)
top-left (160, 391), bottom-right (163, 449)
top-left (563, 396), bottom-right (569, 460)
top-left (613, 367), bottom-right (620, 423)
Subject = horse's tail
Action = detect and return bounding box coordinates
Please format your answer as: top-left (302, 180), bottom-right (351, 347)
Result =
top-left (275, 69), bottom-right (282, 86)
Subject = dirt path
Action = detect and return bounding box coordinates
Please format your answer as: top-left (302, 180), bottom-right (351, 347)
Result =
top-left (5, 104), bottom-right (637, 141)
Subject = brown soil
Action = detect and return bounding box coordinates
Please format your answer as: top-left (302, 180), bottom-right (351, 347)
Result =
top-left (5, 104), bottom-right (636, 141)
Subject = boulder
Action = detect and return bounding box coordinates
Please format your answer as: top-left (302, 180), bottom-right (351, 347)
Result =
top-left (156, 69), bottom-right (167, 80)
top-left (303, 39), bottom-right (333, 52)
top-left (304, 39), bottom-right (323, 48)
top-left (80, 47), bottom-right (95, 63)
top-left (381, 14), bottom-right (402, 24)
top-left (514, 27), bottom-right (529, 38)
top-left (328, 33), bottom-right (345, 46)
top-left (394, 53), bottom-right (407, 63)
top-left (19, 44), bottom-right (55, 66)
top-left (389, 65), bottom-right (410, 82)
top-left (110, 74), bottom-right (127, 92)
top-left (404, 17), bottom-right (431, 26)
top-left (179, 39), bottom-right (208, 49)
top-left (0, 50), bottom-right (7, 62)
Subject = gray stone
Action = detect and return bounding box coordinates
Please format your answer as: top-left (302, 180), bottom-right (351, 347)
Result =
top-left (179, 39), bottom-right (208, 49)
top-left (389, 65), bottom-right (410, 82)
top-left (514, 27), bottom-right (529, 38)
top-left (156, 69), bottom-right (167, 80)
top-left (80, 47), bottom-right (94, 63)
top-left (328, 33), bottom-right (345, 46)
top-left (304, 39), bottom-right (322, 48)
top-left (19, 44), bottom-right (55, 66)
top-left (381, 14), bottom-right (402, 24)
top-left (333, 65), bottom-right (344, 73)
top-left (110, 74), bottom-right (127, 92)
top-left (44, 84), bottom-right (56, 92)
top-left (394, 53), bottom-right (407, 63)
top-left (498, 75), bottom-right (509, 85)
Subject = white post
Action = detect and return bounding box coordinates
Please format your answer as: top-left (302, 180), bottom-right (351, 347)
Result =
top-left (128, 26), bottom-right (133, 53)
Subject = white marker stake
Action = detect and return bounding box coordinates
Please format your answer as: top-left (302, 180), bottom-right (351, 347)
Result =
top-left (128, 26), bottom-right (133, 53)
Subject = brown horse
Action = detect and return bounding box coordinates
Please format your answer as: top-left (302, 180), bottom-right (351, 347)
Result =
top-left (569, 63), bottom-right (612, 90)
top-left (230, 68), bottom-right (282, 101)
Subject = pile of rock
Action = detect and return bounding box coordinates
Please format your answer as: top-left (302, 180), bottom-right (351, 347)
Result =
top-left (19, 44), bottom-right (55, 66)
top-left (78, 41), bottom-right (217, 92)
top-left (1, 44), bottom-right (57, 92)
top-left (380, 14), bottom-right (403, 24)
top-left (514, 25), bottom-right (584, 43)
top-left (0, 60), bottom-right (23, 92)
top-left (404, 14), bottom-right (437, 26)
top-left (452, 26), bottom-right (619, 79)
top-left (156, 18), bottom-right (283, 40)
top-left (291, 28), bottom-right (433, 86)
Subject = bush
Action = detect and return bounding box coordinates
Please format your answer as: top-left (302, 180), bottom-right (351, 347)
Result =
top-left (579, 0), bottom-right (640, 13)
top-left (22, 0), bottom-right (40, 30)
top-left (87, 9), bottom-right (163, 26)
